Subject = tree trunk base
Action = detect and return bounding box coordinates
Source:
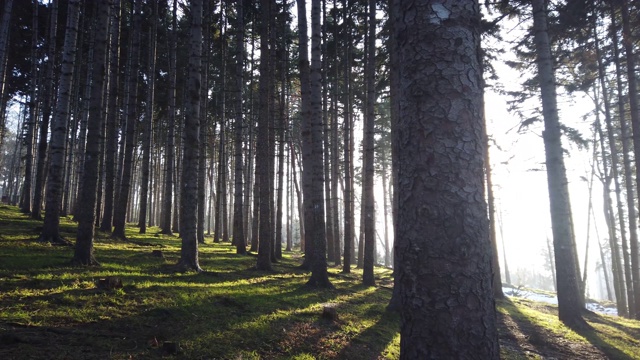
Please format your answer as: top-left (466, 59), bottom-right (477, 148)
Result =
top-left (70, 256), bottom-right (100, 267)
top-left (306, 277), bottom-right (334, 289)
top-left (37, 234), bottom-right (72, 246)
top-left (175, 261), bottom-right (203, 273)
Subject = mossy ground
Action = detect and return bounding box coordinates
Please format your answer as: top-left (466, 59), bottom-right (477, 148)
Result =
top-left (0, 205), bottom-right (638, 359)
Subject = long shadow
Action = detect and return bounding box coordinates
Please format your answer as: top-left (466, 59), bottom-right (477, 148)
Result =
top-left (502, 298), bottom-right (635, 360)
top-left (336, 308), bottom-right (400, 359)
top-left (583, 310), bottom-right (640, 340)
top-left (495, 298), bottom-right (533, 357)
top-left (572, 311), bottom-right (638, 360)
top-left (501, 298), bottom-right (586, 359)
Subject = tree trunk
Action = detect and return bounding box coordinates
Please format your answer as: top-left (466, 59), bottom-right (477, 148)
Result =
top-left (306, 0), bottom-right (331, 288)
top-left (39, 0), bottom-right (81, 245)
top-left (391, 1), bottom-right (500, 357)
top-left (232, 0), bottom-right (246, 254)
top-left (619, 0), bottom-right (640, 320)
top-left (21, 0), bottom-right (39, 214)
top-left (161, 0), bottom-right (178, 235)
top-left (177, 0), bottom-right (203, 272)
top-left (73, 0), bottom-right (110, 266)
top-left (100, 0), bottom-right (122, 233)
top-left (138, 0), bottom-right (158, 234)
top-left (342, 0), bottom-right (353, 274)
top-left (255, 0), bottom-right (274, 271)
top-left (32, 0), bottom-right (59, 220)
top-left (485, 125), bottom-right (503, 298)
top-left (362, 0), bottom-right (376, 287)
top-left (531, 0), bottom-right (586, 327)
top-left (112, 0), bottom-right (142, 240)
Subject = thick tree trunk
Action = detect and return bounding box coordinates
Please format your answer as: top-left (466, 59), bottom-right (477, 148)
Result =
top-left (392, 1), bottom-right (499, 357)
top-left (531, 0), bottom-right (585, 327)
top-left (32, 0), bottom-right (58, 220)
top-left (232, 0), bottom-right (246, 254)
top-left (40, 0), bottom-right (81, 246)
top-left (255, 0), bottom-right (274, 271)
top-left (296, 0), bottom-right (314, 270)
top-left (138, 0), bottom-right (158, 234)
top-left (197, 0), bottom-right (210, 245)
top-left (177, 0), bottom-right (203, 272)
top-left (73, 0), bottom-right (110, 266)
top-left (306, 0), bottom-right (331, 288)
top-left (100, 0), bottom-right (122, 233)
top-left (362, 0), bottom-right (376, 287)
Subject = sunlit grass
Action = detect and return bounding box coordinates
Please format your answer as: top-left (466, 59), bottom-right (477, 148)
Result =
top-left (0, 205), bottom-right (401, 359)
top-left (2, 204), bottom-right (639, 359)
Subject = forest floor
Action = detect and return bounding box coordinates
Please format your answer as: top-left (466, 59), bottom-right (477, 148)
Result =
top-left (0, 204), bottom-right (638, 359)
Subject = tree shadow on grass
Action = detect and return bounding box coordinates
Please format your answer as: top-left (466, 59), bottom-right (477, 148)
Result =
top-left (500, 298), bottom-right (636, 360)
top-left (582, 310), bottom-right (640, 340)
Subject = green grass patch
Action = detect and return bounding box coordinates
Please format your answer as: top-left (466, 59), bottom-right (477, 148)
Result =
top-left (1, 205), bottom-right (638, 359)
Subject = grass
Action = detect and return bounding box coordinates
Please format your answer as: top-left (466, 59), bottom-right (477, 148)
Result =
top-left (1, 204), bottom-right (639, 359)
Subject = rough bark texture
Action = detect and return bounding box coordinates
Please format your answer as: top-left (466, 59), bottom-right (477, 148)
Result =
top-left (74, 0), bottom-right (110, 266)
top-left (306, 0), bottom-right (331, 288)
top-left (531, 0), bottom-right (586, 327)
top-left (177, 0), bottom-right (203, 272)
top-left (178, 0), bottom-right (202, 271)
top-left (39, 0), bottom-right (81, 246)
top-left (255, 0), bottom-right (273, 271)
top-left (392, 1), bottom-right (500, 358)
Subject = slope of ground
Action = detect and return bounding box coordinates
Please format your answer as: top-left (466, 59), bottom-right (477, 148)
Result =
top-left (0, 205), bottom-right (638, 359)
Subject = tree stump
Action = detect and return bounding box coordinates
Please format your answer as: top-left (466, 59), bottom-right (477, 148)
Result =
top-left (97, 276), bottom-right (123, 290)
top-left (321, 303), bottom-right (338, 321)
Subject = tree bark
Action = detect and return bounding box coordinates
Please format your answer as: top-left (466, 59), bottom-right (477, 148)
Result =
top-left (73, 0), bottom-right (110, 266)
top-left (232, 0), bottom-right (246, 254)
top-left (255, 0), bottom-right (274, 271)
top-left (531, 0), bottom-right (586, 327)
top-left (161, 0), bottom-right (178, 236)
top-left (21, 0), bottom-right (39, 214)
top-left (138, 0), bottom-right (158, 234)
top-left (100, 0), bottom-right (122, 233)
top-left (177, 0), bottom-right (203, 272)
top-left (39, 0), bottom-right (81, 246)
top-left (32, 0), bottom-right (58, 220)
top-left (112, 0), bottom-right (142, 240)
top-left (619, 0), bottom-right (640, 320)
top-left (392, 1), bottom-right (500, 357)
top-left (341, 0), bottom-right (353, 274)
top-left (306, 0), bottom-right (331, 288)
top-left (362, 0), bottom-right (376, 287)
